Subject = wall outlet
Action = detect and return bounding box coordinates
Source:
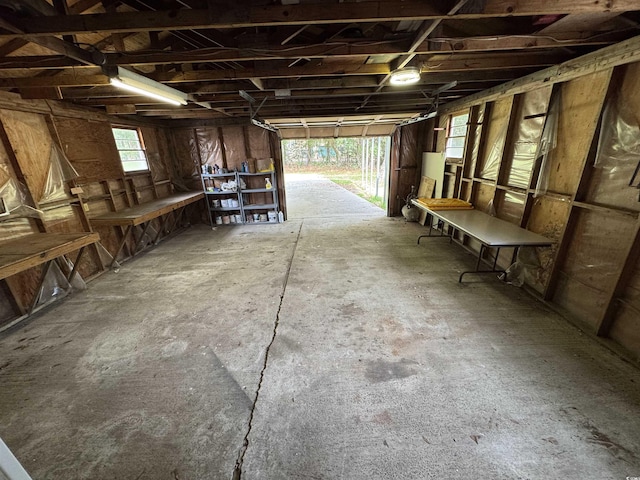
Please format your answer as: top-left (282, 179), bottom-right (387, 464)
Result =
top-left (83, 203), bottom-right (90, 212)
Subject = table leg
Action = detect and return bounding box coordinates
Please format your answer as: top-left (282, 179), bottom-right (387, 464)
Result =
top-left (133, 221), bottom-right (153, 255)
top-left (167, 206), bottom-right (186, 234)
top-left (459, 244), bottom-right (507, 283)
top-left (417, 219), bottom-right (448, 244)
top-left (67, 246), bottom-right (86, 284)
top-left (111, 225), bottom-right (132, 268)
top-left (28, 260), bottom-right (53, 315)
top-left (153, 214), bottom-right (172, 245)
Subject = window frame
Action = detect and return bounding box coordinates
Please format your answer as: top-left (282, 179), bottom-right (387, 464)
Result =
top-left (445, 111), bottom-right (470, 162)
top-left (111, 126), bottom-right (150, 174)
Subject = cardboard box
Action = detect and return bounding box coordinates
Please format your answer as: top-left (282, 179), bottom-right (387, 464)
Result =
top-left (256, 157), bottom-right (274, 172)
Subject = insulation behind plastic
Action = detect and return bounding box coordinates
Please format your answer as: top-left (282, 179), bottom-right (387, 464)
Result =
top-left (0, 163), bottom-right (43, 220)
top-left (533, 89), bottom-right (561, 197)
top-left (171, 129), bottom-right (199, 178)
top-left (478, 98), bottom-right (512, 180)
top-left (587, 79), bottom-right (640, 211)
top-left (221, 126), bottom-right (246, 171)
top-left (248, 127), bottom-right (271, 160)
top-left (507, 87), bottom-right (552, 189)
top-left (40, 143), bottom-right (78, 205)
top-left (465, 105), bottom-right (485, 178)
top-left (196, 128), bottom-right (224, 168)
top-left (497, 191), bottom-right (525, 225)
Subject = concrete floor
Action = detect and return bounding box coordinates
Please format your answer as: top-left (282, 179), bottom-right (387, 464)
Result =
top-left (1, 173), bottom-right (640, 479)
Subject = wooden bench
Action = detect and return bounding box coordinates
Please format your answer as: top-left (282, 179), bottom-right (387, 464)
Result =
top-left (0, 232), bottom-right (100, 315)
top-left (89, 191), bottom-right (204, 267)
top-left (412, 200), bottom-right (553, 282)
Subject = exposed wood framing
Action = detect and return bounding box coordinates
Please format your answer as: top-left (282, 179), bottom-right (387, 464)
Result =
top-left (5, 0), bottom-right (636, 38)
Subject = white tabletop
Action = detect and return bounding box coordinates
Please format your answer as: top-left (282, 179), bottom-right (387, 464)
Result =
top-left (412, 201), bottom-right (553, 247)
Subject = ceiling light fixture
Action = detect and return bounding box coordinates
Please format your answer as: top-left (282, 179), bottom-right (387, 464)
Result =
top-left (107, 66), bottom-right (188, 106)
top-left (389, 67), bottom-right (421, 86)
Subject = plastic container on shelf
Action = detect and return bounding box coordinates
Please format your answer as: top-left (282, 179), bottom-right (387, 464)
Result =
top-left (268, 211), bottom-right (277, 222)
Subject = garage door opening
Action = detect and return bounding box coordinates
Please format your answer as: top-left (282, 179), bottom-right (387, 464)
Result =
top-left (282, 137), bottom-right (391, 210)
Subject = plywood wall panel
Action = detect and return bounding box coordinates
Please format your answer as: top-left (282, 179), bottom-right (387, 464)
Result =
top-left (53, 117), bottom-right (123, 183)
top-left (609, 302), bottom-right (640, 361)
top-left (526, 196), bottom-right (571, 291)
top-left (0, 109), bottom-right (52, 203)
top-left (473, 183), bottom-right (495, 213)
top-left (546, 70), bottom-right (611, 195)
top-left (607, 250), bottom-right (640, 358)
top-left (554, 209), bottom-right (635, 328)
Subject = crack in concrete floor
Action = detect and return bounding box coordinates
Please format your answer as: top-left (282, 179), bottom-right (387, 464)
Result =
top-left (232, 221), bottom-right (304, 480)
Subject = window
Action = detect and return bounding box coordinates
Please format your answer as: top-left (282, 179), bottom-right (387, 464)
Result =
top-left (112, 127), bottom-right (149, 173)
top-left (445, 112), bottom-right (469, 160)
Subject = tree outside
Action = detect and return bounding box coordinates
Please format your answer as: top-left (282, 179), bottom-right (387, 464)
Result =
top-left (282, 137), bottom-right (390, 208)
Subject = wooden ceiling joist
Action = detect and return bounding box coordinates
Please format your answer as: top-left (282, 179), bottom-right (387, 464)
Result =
top-left (2, 0), bottom-right (637, 38)
top-left (0, 35), bottom-right (616, 71)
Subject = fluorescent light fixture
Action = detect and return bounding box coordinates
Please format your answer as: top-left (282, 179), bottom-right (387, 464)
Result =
top-left (389, 67), bottom-right (421, 86)
top-left (108, 67), bottom-right (188, 106)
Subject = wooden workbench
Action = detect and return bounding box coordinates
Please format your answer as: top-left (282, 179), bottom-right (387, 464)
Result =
top-left (0, 232), bottom-right (99, 281)
top-left (89, 191), bottom-right (204, 267)
top-left (0, 232), bottom-right (100, 315)
top-left (90, 191), bottom-right (204, 227)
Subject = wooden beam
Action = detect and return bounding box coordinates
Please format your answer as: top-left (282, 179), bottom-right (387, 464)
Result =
top-left (420, 51), bottom-right (572, 72)
top-left (0, 38), bottom-right (28, 56)
top-left (439, 34), bottom-right (640, 114)
top-left (106, 104), bottom-right (137, 115)
top-left (394, 0), bottom-right (470, 70)
top-left (18, 87), bottom-right (62, 99)
top-left (0, 35), bottom-right (610, 73)
top-left (5, 0), bottom-right (638, 38)
top-left (482, 0), bottom-right (634, 16)
top-left (68, 0), bottom-right (102, 14)
top-left (428, 33), bottom-right (617, 53)
top-left (51, 0), bottom-right (75, 43)
top-left (21, 35), bottom-right (99, 66)
top-left (0, 63), bottom-right (390, 88)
